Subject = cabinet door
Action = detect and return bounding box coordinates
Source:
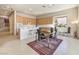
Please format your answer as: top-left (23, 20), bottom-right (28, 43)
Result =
top-left (23, 17), bottom-right (27, 25)
top-left (31, 19), bottom-right (36, 25)
top-left (16, 16), bottom-right (23, 23)
top-left (37, 17), bottom-right (53, 25)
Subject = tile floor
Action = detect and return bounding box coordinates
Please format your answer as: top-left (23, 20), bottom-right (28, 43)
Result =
top-left (0, 33), bottom-right (38, 55)
top-left (0, 32), bottom-right (79, 55)
top-left (54, 35), bottom-right (79, 55)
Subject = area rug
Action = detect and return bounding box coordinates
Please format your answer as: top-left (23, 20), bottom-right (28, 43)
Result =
top-left (27, 38), bottom-right (62, 55)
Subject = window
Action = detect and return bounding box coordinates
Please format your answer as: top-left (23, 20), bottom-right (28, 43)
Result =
top-left (56, 16), bottom-right (67, 26)
top-left (56, 16), bottom-right (68, 33)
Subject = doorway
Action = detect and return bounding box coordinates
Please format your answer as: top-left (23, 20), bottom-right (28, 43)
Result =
top-left (0, 16), bottom-right (10, 36)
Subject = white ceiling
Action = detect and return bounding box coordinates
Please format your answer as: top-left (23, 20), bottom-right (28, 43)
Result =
top-left (0, 4), bottom-right (77, 16)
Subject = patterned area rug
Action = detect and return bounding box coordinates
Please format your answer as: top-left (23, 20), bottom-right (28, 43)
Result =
top-left (27, 38), bottom-right (62, 55)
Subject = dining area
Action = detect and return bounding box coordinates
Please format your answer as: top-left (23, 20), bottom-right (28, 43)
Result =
top-left (27, 27), bottom-right (62, 55)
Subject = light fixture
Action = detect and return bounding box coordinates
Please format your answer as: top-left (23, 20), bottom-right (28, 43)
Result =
top-left (28, 8), bottom-right (32, 11)
top-left (48, 4), bottom-right (54, 6)
top-left (71, 20), bottom-right (79, 24)
top-left (42, 4), bottom-right (55, 8)
top-left (42, 5), bottom-right (46, 8)
top-left (0, 16), bottom-right (8, 19)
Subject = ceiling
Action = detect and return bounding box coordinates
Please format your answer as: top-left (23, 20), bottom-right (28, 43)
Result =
top-left (0, 4), bottom-right (77, 16)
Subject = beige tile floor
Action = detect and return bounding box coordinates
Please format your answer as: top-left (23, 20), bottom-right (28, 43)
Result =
top-left (54, 36), bottom-right (79, 55)
top-left (0, 32), bottom-right (79, 55)
top-left (0, 32), bottom-right (38, 55)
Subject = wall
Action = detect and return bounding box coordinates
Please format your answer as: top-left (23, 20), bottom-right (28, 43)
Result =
top-left (77, 7), bottom-right (79, 38)
top-left (37, 7), bottom-right (78, 37)
top-left (8, 11), bottom-right (16, 35)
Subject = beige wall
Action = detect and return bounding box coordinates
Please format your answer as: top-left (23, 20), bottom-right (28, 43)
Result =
top-left (9, 11), bottom-right (16, 35)
top-left (77, 7), bottom-right (79, 38)
top-left (37, 7), bottom-right (78, 37)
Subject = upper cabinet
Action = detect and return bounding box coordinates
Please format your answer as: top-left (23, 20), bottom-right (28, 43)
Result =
top-left (16, 15), bottom-right (36, 25)
top-left (16, 16), bottom-right (24, 24)
top-left (37, 17), bottom-right (53, 25)
top-left (16, 15), bottom-right (52, 25)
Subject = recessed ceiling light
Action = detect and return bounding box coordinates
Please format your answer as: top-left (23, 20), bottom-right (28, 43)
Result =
top-left (42, 4), bottom-right (55, 8)
top-left (42, 5), bottom-right (46, 8)
top-left (48, 4), bottom-right (55, 6)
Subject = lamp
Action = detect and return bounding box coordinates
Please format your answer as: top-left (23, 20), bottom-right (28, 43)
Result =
top-left (71, 20), bottom-right (79, 24)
